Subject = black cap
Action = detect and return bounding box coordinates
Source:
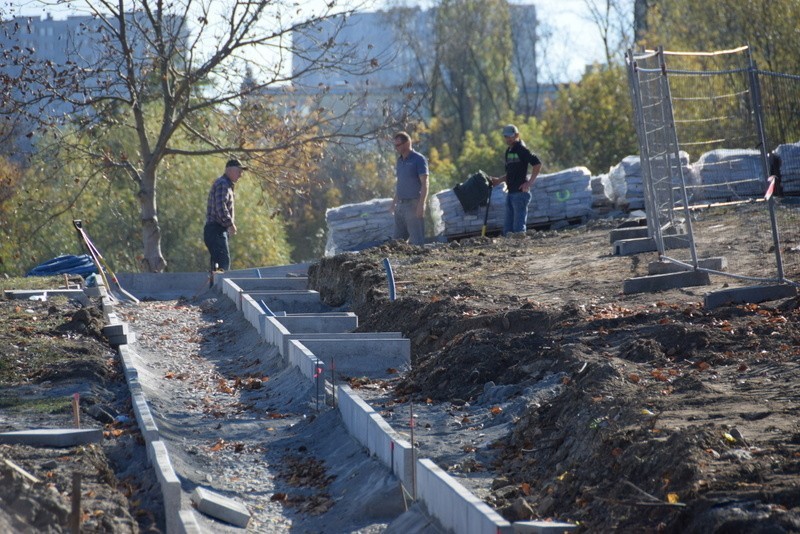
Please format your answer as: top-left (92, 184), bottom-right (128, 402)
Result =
top-left (226, 159), bottom-right (247, 170)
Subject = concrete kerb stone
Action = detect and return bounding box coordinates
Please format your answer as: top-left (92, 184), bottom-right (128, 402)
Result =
top-left (147, 440), bottom-right (182, 534)
top-left (609, 226), bottom-right (649, 243)
top-left (102, 291), bottom-right (186, 534)
top-left (247, 290), bottom-right (330, 314)
top-left (336, 385), bottom-right (415, 489)
top-left (287, 339), bottom-right (326, 382)
top-left (294, 338), bottom-right (411, 379)
top-left (132, 391), bottom-right (160, 444)
top-left (416, 458), bottom-right (513, 534)
top-left (623, 270), bottom-right (711, 294)
top-left (240, 293), bottom-right (264, 332)
top-left (279, 332), bottom-right (405, 363)
top-left (222, 277), bottom-right (309, 292)
top-left (262, 315), bottom-right (291, 346)
top-left (704, 284), bottom-right (798, 309)
top-left (115, 272), bottom-right (209, 300)
top-left (0, 428), bottom-right (103, 447)
top-left (177, 510), bottom-right (202, 534)
top-left (190, 486), bottom-right (251, 528)
top-left (648, 257), bottom-right (727, 275)
top-left (272, 313), bottom-right (358, 334)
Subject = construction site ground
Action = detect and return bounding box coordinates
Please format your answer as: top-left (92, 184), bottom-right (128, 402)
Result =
top-left (2, 203), bottom-right (800, 532)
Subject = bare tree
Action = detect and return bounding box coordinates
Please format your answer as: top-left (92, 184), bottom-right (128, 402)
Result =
top-left (583, 0), bottom-right (634, 66)
top-left (1, 0), bottom-right (384, 272)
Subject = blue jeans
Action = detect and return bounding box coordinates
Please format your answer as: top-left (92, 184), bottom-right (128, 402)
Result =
top-left (504, 191), bottom-right (531, 235)
top-left (204, 222), bottom-right (230, 271)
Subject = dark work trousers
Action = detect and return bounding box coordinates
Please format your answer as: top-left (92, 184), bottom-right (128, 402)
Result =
top-left (203, 222), bottom-right (230, 271)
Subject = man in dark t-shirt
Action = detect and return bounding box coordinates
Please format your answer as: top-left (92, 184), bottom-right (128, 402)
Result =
top-left (491, 124), bottom-right (542, 235)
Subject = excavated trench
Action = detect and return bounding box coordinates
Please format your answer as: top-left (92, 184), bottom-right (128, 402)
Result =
top-left (308, 247), bottom-right (800, 532)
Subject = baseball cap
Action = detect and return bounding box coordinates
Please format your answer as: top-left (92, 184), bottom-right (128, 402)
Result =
top-left (226, 159), bottom-right (248, 170)
top-left (502, 124), bottom-right (519, 137)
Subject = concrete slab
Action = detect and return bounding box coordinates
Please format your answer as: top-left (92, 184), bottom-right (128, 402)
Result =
top-left (224, 277), bottom-right (309, 292)
top-left (190, 486), bottom-right (251, 528)
top-left (217, 263), bottom-right (311, 279)
top-left (648, 257), bottom-right (727, 275)
top-left (704, 284), bottom-right (797, 309)
top-left (0, 428), bottom-right (103, 447)
top-left (115, 272), bottom-right (209, 299)
top-left (279, 332), bottom-right (404, 361)
top-left (273, 313), bottom-right (358, 333)
top-left (251, 291), bottom-right (336, 314)
top-left (513, 520), bottom-right (579, 533)
top-left (296, 338), bottom-right (410, 379)
top-left (623, 271), bottom-right (711, 294)
top-left (4, 289), bottom-right (89, 303)
top-left (609, 226), bottom-right (648, 243)
top-left (614, 235), bottom-right (690, 256)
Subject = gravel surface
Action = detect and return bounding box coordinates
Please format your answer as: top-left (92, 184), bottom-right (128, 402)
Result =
top-left (122, 292), bottom-right (412, 533)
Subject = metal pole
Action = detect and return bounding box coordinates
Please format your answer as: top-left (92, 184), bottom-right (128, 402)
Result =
top-left (748, 49), bottom-right (785, 281)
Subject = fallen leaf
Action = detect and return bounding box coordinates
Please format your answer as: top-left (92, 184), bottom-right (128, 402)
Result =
top-left (521, 482), bottom-right (531, 495)
top-left (490, 406), bottom-right (502, 415)
top-left (628, 373), bottom-right (641, 384)
top-left (667, 493), bottom-right (680, 504)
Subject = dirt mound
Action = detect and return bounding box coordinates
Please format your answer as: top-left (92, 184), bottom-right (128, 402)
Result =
top-left (0, 296), bottom-right (163, 532)
top-left (309, 216), bottom-right (800, 531)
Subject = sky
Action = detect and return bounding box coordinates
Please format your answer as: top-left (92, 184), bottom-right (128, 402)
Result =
top-left (3, 0), bottom-right (608, 82)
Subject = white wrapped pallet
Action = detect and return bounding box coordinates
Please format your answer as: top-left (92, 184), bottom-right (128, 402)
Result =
top-left (324, 198), bottom-right (394, 256)
top-left (591, 173), bottom-right (614, 214)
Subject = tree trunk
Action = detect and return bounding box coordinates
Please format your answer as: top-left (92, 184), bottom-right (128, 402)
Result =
top-left (138, 170), bottom-right (167, 272)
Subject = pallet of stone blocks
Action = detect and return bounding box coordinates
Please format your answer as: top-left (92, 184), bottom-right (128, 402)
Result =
top-left (691, 149), bottom-right (763, 202)
top-left (431, 186), bottom-right (506, 236)
top-left (527, 166), bottom-right (593, 225)
top-left (608, 152), bottom-right (693, 210)
top-left (325, 198), bottom-right (394, 256)
top-left (775, 141), bottom-right (800, 195)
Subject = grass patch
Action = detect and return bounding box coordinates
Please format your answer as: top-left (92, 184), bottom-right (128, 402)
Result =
top-left (0, 395), bottom-right (73, 414)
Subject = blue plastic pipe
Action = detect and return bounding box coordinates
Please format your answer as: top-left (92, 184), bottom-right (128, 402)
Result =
top-left (383, 258), bottom-right (396, 301)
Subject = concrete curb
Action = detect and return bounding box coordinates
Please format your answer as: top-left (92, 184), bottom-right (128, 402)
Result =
top-left (219, 273), bottom-right (529, 534)
top-left (97, 292), bottom-right (199, 533)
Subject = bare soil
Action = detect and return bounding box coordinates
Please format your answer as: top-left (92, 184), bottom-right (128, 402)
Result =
top-left (0, 294), bottom-right (163, 533)
top-left (308, 212), bottom-right (800, 532)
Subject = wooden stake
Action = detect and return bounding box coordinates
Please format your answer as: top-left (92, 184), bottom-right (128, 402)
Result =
top-left (70, 472), bottom-right (82, 533)
top-left (72, 393), bottom-right (81, 428)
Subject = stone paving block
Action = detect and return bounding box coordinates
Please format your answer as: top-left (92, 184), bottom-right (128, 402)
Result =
top-left (190, 486), bottom-right (251, 528)
top-left (0, 428), bottom-right (103, 447)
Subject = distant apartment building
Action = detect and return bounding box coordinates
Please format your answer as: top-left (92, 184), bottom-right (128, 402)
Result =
top-left (285, 5), bottom-right (550, 123)
top-left (0, 12), bottom-right (186, 156)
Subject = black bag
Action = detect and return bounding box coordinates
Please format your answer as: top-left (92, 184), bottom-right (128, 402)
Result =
top-left (453, 170), bottom-right (491, 212)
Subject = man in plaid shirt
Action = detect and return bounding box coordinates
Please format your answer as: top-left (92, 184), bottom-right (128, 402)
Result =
top-left (204, 159), bottom-right (246, 271)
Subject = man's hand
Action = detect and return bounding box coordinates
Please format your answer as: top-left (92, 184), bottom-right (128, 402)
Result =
top-left (490, 176), bottom-right (502, 186)
top-left (520, 180), bottom-right (532, 193)
top-left (228, 223), bottom-right (237, 236)
top-left (415, 200), bottom-right (425, 218)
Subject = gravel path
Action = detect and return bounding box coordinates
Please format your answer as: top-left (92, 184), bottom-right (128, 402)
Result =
top-left (120, 292), bottom-right (406, 533)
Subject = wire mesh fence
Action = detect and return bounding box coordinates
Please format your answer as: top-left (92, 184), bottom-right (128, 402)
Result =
top-left (626, 46), bottom-right (800, 286)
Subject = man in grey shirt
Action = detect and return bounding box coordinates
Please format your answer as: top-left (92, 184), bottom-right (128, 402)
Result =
top-left (392, 131), bottom-right (429, 245)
